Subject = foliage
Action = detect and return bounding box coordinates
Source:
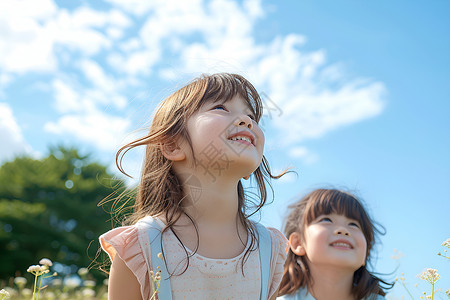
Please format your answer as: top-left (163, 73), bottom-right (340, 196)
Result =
top-left (0, 146), bottom-right (125, 281)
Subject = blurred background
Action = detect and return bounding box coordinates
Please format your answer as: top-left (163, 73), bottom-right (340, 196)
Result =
top-left (0, 0), bottom-right (449, 299)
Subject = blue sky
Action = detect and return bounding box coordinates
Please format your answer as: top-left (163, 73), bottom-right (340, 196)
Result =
top-left (0, 0), bottom-right (449, 298)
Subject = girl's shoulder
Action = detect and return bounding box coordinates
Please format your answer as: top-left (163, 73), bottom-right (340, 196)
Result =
top-left (264, 225), bottom-right (288, 259)
top-left (257, 224), bottom-right (289, 299)
top-left (99, 216), bottom-right (160, 300)
top-left (99, 216), bottom-right (164, 259)
top-left (99, 224), bottom-right (140, 261)
top-left (265, 226), bottom-right (288, 245)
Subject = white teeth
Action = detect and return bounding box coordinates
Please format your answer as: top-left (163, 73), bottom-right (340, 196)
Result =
top-left (230, 136), bottom-right (252, 143)
top-left (331, 242), bottom-right (351, 248)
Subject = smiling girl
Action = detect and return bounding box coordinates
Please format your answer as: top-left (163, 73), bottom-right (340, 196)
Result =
top-left (99, 73), bottom-right (288, 299)
top-left (278, 189), bottom-right (393, 300)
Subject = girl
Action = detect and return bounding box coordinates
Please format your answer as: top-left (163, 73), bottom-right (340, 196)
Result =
top-left (99, 73), bottom-right (288, 299)
top-left (278, 189), bottom-right (393, 300)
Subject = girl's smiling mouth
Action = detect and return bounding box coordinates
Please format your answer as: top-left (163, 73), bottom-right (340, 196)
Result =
top-left (329, 239), bottom-right (354, 249)
top-left (228, 131), bottom-right (255, 146)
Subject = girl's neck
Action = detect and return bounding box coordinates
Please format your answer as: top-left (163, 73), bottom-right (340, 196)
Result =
top-left (169, 174), bottom-right (248, 259)
top-left (171, 210), bottom-right (248, 259)
top-left (308, 264), bottom-right (355, 300)
top-left (178, 170), bottom-right (241, 223)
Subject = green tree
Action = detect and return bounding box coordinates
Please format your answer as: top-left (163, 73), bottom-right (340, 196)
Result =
top-left (0, 146), bottom-right (125, 280)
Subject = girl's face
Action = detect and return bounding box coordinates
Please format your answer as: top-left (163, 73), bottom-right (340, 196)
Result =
top-left (185, 95), bottom-right (265, 178)
top-left (301, 213), bottom-right (367, 271)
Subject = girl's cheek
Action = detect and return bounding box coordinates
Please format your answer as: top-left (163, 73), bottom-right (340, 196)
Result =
top-left (255, 126), bottom-right (265, 146)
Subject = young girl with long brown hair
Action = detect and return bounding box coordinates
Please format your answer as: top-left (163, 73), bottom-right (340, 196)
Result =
top-left (278, 189), bottom-right (393, 300)
top-left (99, 73), bottom-right (288, 299)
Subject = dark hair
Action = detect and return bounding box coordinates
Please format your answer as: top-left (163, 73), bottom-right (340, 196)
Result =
top-left (108, 73), bottom-right (286, 274)
top-left (278, 189), bottom-right (393, 299)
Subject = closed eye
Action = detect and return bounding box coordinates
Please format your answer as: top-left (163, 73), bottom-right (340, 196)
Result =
top-left (349, 222), bottom-right (360, 228)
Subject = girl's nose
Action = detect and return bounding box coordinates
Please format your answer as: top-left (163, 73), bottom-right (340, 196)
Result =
top-left (234, 114), bottom-right (253, 129)
top-left (335, 228), bottom-right (350, 236)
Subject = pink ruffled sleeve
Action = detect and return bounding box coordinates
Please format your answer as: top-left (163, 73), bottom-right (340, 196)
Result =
top-left (99, 226), bottom-right (151, 300)
top-left (267, 227), bottom-right (288, 298)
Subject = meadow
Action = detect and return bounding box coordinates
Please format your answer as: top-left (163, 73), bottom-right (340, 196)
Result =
top-left (0, 239), bottom-right (448, 300)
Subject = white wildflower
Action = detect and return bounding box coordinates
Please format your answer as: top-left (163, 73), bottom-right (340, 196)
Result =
top-left (21, 288), bottom-right (32, 297)
top-left (27, 265), bottom-right (46, 274)
top-left (0, 289), bottom-right (10, 299)
top-left (442, 238), bottom-right (450, 248)
top-left (39, 258), bottom-right (53, 267)
top-left (14, 276), bottom-right (27, 287)
top-left (1, 288), bottom-right (16, 297)
top-left (84, 280), bottom-right (96, 288)
top-left (78, 267), bottom-right (89, 276)
top-left (418, 268), bottom-right (440, 285)
top-left (65, 277), bottom-right (81, 289)
top-left (51, 278), bottom-right (62, 286)
top-left (82, 288), bottom-right (96, 297)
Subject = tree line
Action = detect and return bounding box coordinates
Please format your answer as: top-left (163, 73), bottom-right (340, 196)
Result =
top-left (0, 146), bottom-right (128, 282)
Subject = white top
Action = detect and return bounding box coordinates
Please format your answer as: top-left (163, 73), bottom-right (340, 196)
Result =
top-left (100, 216), bottom-right (288, 299)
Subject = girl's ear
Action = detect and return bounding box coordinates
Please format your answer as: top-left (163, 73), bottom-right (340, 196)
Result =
top-left (160, 140), bottom-right (186, 162)
top-left (289, 232), bottom-right (306, 256)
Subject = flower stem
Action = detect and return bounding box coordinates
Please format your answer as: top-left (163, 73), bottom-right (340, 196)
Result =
top-left (37, 274), bottom-right (43, 300)
top-left (431, 282), bottom-right (434, 300)
top-left (401, 282), bottom-right (415, 300)
top-left (32, 273), bottom-right (38, 300)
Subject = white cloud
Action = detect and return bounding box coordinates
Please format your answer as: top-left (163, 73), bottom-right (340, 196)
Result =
top-left (0, 0), bottom-right (58, 20)
top-left (0, 73), bottom-right (14, 99)
top-left (0, 103), bottom-right (33, 162)
top-left (0, 0), bottom-right (387, 161)
top-left (143, 1), bottom-right (385, 154)
top-left (0, 11), bottom-right (58, 73)
top-left (44, 110), bottom-right (131, 152)
top-left (288, 146), bottom-right (318, 165)
top-left (119, 38), bottom-right (142, 52)
top-left (0, 1), bottom-right (131, 74)
top-left (243, 0), bottom-right (265, 18)
top-left (52, 79), bottom-right (85, 113)
top-left (103, 0), bottom-right (160, 16)
top-left (0, 73), bottom-right (13, 86)
top-left (272, 80), bottom-right (386, 145)
top-left (107, 50), bottom-right (160, 76)
top-left (51, 58), bottom-right (129, 116)
top-left (79, 60), bottom-right (108, 89)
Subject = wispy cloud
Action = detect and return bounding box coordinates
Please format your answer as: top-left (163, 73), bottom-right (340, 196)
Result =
top-left (0, 0), bottom-right (387, 164)
top-left (289, 146), bottom-right (319, 165)
top-left (44, 110), bottom-right (131, 152)
top-left (0, 103), bottom-right (33, 162)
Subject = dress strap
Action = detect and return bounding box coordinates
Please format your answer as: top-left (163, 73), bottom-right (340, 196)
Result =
top-left (142, 217), bottom-right (173, 300)
top-left (255, 223), bottom-right (272, 300)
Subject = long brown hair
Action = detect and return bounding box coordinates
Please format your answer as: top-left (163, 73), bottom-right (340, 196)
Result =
top-left (110, 73), bottom-right (285, 273)
top-left (278, 189), bottom-right (393, 299)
